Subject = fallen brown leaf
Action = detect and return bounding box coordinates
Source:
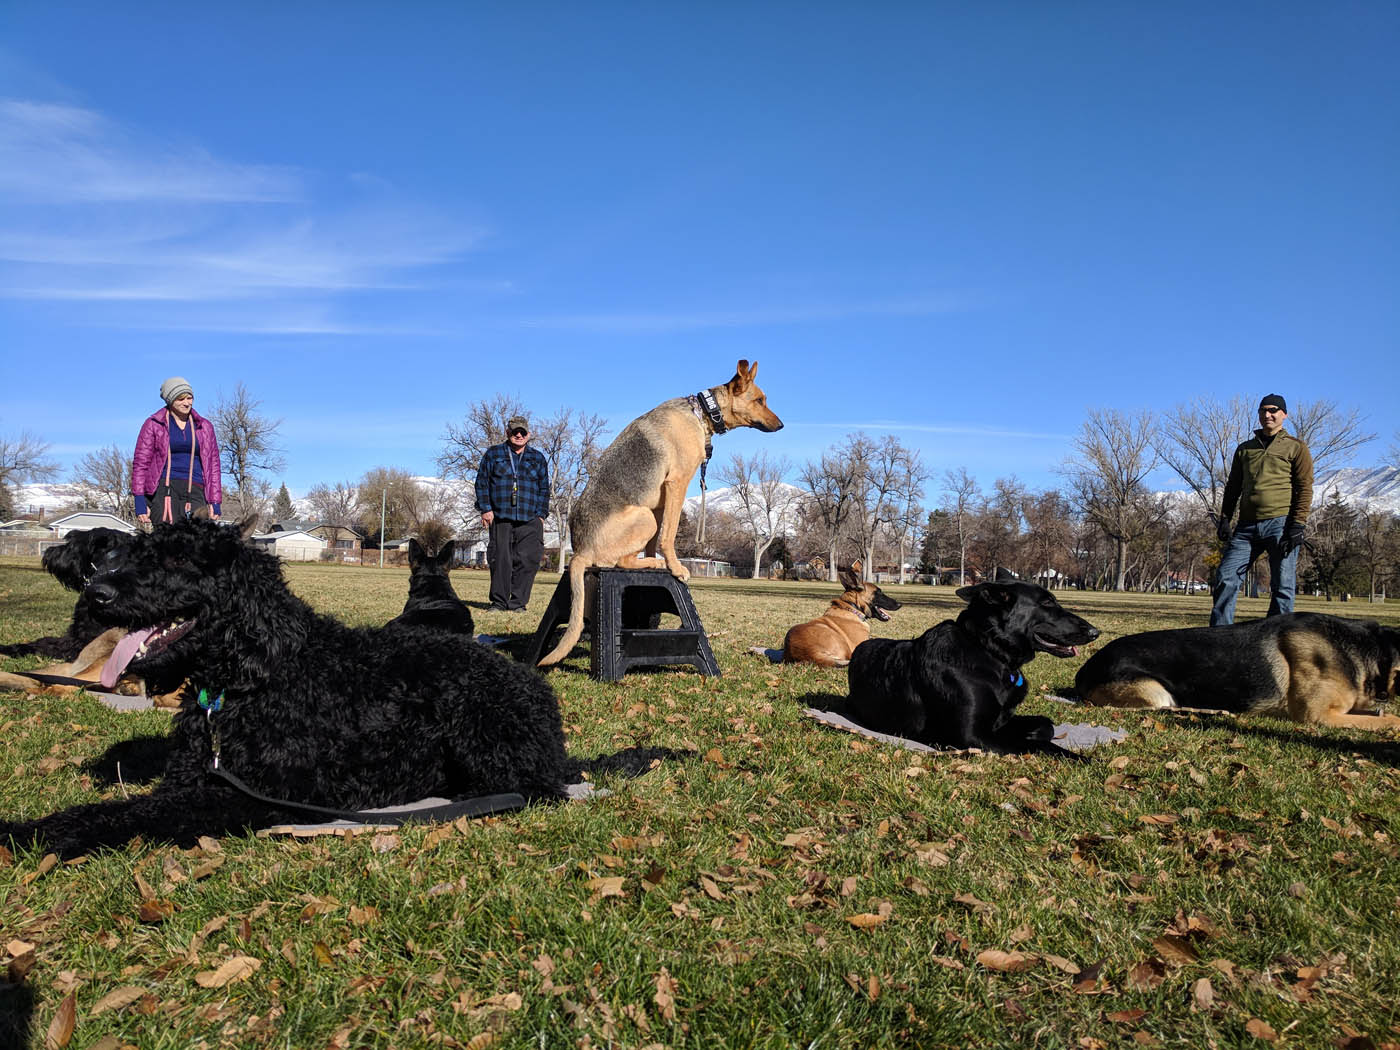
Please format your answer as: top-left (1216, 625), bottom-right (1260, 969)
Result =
top-left (194, 955), bottom-right (262, 988)
top-left (1245, 1017), bottom-right (1278, 1041)
top-left (44, 993), bottom-right (75, 1049)
top-left (977, 949), bottom-right (1036, 973)
top-left (90, 985), bottom-right (146, 1015)
top-left (654, 967), bottom-right (677, 1021)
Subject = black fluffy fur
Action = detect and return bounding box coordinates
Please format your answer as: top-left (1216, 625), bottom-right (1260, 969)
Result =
top-left (1, 519), bottom-right (577, 857)
top-left (386, 539), bottom-right (474, 636)
top-left (0, 527), bottom-right (131, 659)
top-left (845, 582), bottom-right (1100, 758)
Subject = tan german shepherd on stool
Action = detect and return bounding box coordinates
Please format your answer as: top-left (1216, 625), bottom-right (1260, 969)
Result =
top-left (537, 360), bottom-right (783, 667)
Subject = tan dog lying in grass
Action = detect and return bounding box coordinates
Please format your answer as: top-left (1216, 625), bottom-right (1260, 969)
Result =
top-left (0, 627), bottom-right (185, 707)
top-left (781, 562), bottom-right (900, 667)
top-left (538, 360), bottom-right (783, 667)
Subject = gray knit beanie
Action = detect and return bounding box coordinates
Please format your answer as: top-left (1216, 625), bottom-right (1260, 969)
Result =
top-left (160, 377), bottom-right (193, 405)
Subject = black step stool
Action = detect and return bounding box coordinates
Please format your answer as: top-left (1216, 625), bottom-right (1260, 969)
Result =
top-left (525, 567), bottom-right (721, 681)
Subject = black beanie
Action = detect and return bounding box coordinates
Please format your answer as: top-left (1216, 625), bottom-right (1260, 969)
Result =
top-left (1258, 394), bottom-right (1287, 413)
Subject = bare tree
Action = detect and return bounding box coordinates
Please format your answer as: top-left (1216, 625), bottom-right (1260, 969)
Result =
top-left (844, 434), bottom-right (918, 576)
top-left (941, 467), bottom-right (981, 586)
top-left (210, 383), bottom-right (285, 526)
top-left (531, 407), bottom-right (608, 568)
top-left (356, 467), bottom-right (457, 544)
top-left (0, 427), bottom-right (59, 517)
top-left (437, 393), bottom-right (530, 483)
top-left (1354, 506), bottom-right (1398, 600)
top-left (718, 451), bottom-right (801, 578)
top-left (1021, 488), bottom-right (1074, 588)
top-left (1288, 399), bottom-right (1376, 478)
top-left (1063, 408), bottom-right (1164, 591)
top-left (799, 452), bottom-right (860, 582)
top-left (886, 448), bottom-right (929, 583)
top-left (1155, 395), bottom-right (1253, 520)
top-left (305, 481), bottom-right (361, 528)
top-left (70, 444), bottom-right (135, 520)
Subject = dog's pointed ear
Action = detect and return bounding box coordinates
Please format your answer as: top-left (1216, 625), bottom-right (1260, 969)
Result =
top-left (728, 359), bottom-right (754, 394)
top-left (956, 583), bottom-right (1011, 607)
top-left (837, 564), bottom-right (861, 591)
top-left (237, 517), bottom-right (259, 540)
top-left (436, 540), bottom-right (455, 565)
top-left (407, 538), bottom-right (425, 567)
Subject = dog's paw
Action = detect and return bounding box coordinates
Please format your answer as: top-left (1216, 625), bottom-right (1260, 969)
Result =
top-left (668, 562), bottom-right (691, 583)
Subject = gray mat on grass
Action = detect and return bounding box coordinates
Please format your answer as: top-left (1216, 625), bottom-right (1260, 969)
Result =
top-left (805, 707), bottom-right (1127, 753)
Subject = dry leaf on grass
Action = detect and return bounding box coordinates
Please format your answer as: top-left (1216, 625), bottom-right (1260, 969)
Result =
top-left (194, 955), bottom-right (262, 988)
top-left (44, 993), bottom-right (75, 1049)
top-left (586, 875), bottom-right (626, 902)
top-left (90, 985), bottom-right (146, 1015)
top-left (977, 950), bottom-right (1036, 972)
top-left (654, 967), bottom-right (677, 1021)
top-left (1244, 1018), bottom-right (1277, 1041)
top-left (847, 902), bottom-right (893, 929)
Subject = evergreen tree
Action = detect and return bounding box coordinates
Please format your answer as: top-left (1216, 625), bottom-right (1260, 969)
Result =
top-left (272, 482), bottom-right (295, 522)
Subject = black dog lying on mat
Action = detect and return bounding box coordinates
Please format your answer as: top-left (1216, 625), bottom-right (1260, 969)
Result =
top-left (386, 538), bottom-right (474, 636)
top-left (0, 519), bottom-right (672, 858)
top-left (845, 582), bottom-right (1100, 758)
top-left (0, 527), bottom-right (132, 660)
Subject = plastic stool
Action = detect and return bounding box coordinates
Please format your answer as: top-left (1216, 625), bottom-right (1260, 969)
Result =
top-left (526, 567), bottom-right (721, 681)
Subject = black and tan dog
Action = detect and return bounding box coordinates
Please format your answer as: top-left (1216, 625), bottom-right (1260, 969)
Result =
top-left (1075, 612), bottom-right (1400, 732)
top-left (845, 582), bottom-right (1100, 758)
top-left (782, 562), bottom-right (899, 667)
top-left (386, 539), bottom-right (474, 636)
top-left (538, 360), bottom-right (783, 666)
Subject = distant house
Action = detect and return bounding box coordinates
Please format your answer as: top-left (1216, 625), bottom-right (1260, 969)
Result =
top-left (46, 511), bottom-right (138, 537)
top-left (267, 519), bottom-right (363, 561)
top-left (250, 529), bottom-right (327, 562)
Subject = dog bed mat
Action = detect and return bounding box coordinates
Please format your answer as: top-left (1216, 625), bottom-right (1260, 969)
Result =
top-left (749, 646), bottom-right (785, 664)
top-left (804, 707), bottom-right (1127, 754)
top-left (257, 781), bottom-right (605, 836)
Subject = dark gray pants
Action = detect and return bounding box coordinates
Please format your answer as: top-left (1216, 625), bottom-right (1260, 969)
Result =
top-left (488, 517), bottom-right (544, 610)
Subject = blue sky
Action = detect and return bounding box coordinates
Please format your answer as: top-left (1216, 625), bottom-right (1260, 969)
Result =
top-left (2, 2), bottom-right (1396, 504)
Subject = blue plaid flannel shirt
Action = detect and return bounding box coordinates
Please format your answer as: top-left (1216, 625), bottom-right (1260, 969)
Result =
top-left (474, 443), bottom-right (551, 521)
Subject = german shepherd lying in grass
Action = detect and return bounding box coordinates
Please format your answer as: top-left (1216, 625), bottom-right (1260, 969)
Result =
top-left (537, 360), bottom-right (783, 667)
top-left (1075, 612), bottom-right (1400, 732)
top-left (782, 562), bottom-right (899, 667)
top-left (386, 539), bottom-right (474, 636)
top-left (846, 582), bottom-right (1100, 758)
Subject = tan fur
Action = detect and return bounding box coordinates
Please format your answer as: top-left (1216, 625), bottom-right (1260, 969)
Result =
top-left (538, 360), bottom-right (782, 667)
top-left (1278, 632), bottom-right (1400, 730)
top-left (1081, 678), bottom-right (1176, 710)
top-left (782, 563), bottom-right (886, 668)
top-left (0, 627), bottom-right (184, 706)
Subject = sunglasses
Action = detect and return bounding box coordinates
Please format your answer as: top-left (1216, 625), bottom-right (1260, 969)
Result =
top-left (509, 428), bottom-right (528, 437)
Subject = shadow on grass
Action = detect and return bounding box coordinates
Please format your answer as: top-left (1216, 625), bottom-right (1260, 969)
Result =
top-left (86, 734), bottom-right (171, 786)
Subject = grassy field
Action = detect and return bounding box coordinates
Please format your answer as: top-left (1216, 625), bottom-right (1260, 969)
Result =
top-left (2, 557), bottom-right (1398, 1049)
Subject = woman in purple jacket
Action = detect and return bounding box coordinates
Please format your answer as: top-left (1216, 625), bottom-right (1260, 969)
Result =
top-left (132, 377), bottom-right (223, 524)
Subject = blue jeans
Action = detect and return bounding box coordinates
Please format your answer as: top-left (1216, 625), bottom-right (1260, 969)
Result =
top-left (1210, 516), bottom-right (1298, 625)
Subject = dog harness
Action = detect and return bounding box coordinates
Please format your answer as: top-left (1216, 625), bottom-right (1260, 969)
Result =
top-left (196, 688), bottom-right (526, 825)
top-left (687, 390), bottom-right (726, 545)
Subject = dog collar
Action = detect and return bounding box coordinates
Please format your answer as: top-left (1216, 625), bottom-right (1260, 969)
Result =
top-left (836, 597), bottom-right (868, 622)
top-left (694, 389), bottom-right (727, 435)
top-left (1009, 672), bottom-right (1024, 688)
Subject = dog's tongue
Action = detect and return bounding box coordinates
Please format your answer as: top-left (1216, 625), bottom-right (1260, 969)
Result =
top-left (101, 628), bottom-right (156, 689)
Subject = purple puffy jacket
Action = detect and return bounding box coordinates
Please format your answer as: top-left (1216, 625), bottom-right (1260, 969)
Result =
top-left (131, 407), bottom-right (223, 511)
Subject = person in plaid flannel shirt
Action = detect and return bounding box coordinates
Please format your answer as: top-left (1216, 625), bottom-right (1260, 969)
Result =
top-left (475, 415), bottom-right (551, 611)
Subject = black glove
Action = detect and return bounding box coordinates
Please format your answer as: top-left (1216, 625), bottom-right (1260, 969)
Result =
top-left (1281, 521), bottom-right (1306, 555)
top-left (1216, 516), bottom-right (1233, 543)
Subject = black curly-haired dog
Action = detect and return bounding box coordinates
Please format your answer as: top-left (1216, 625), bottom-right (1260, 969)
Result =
top-left (0, 527), bottom-right (132, 660)
top-left (845, 582), bottom-right (1100, 759)
top-left (386, 538), bottom-right (474, 636)
top-left (0, 519), bottom-right (577, 857)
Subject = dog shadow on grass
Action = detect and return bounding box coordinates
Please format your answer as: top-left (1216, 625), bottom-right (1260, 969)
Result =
top-left (86, 734), bottom-right (171, 787)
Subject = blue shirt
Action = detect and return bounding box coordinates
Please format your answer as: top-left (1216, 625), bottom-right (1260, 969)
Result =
top-left (474, 443), bottom-right (551, 521)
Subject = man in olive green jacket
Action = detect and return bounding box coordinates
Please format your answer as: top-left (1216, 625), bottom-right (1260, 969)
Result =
top-left (1210, 394), bottom-right (1314, 625)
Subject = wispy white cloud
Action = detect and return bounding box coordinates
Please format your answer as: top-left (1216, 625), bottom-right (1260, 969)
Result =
top-left (0, 97), bottom-right (486, 324)
top-left (792, 420), bottom-right (1070, 441)
top-left (518, 292), bottom-right (982, 333)
top-left (0, 99), bottom-right (301, 203)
